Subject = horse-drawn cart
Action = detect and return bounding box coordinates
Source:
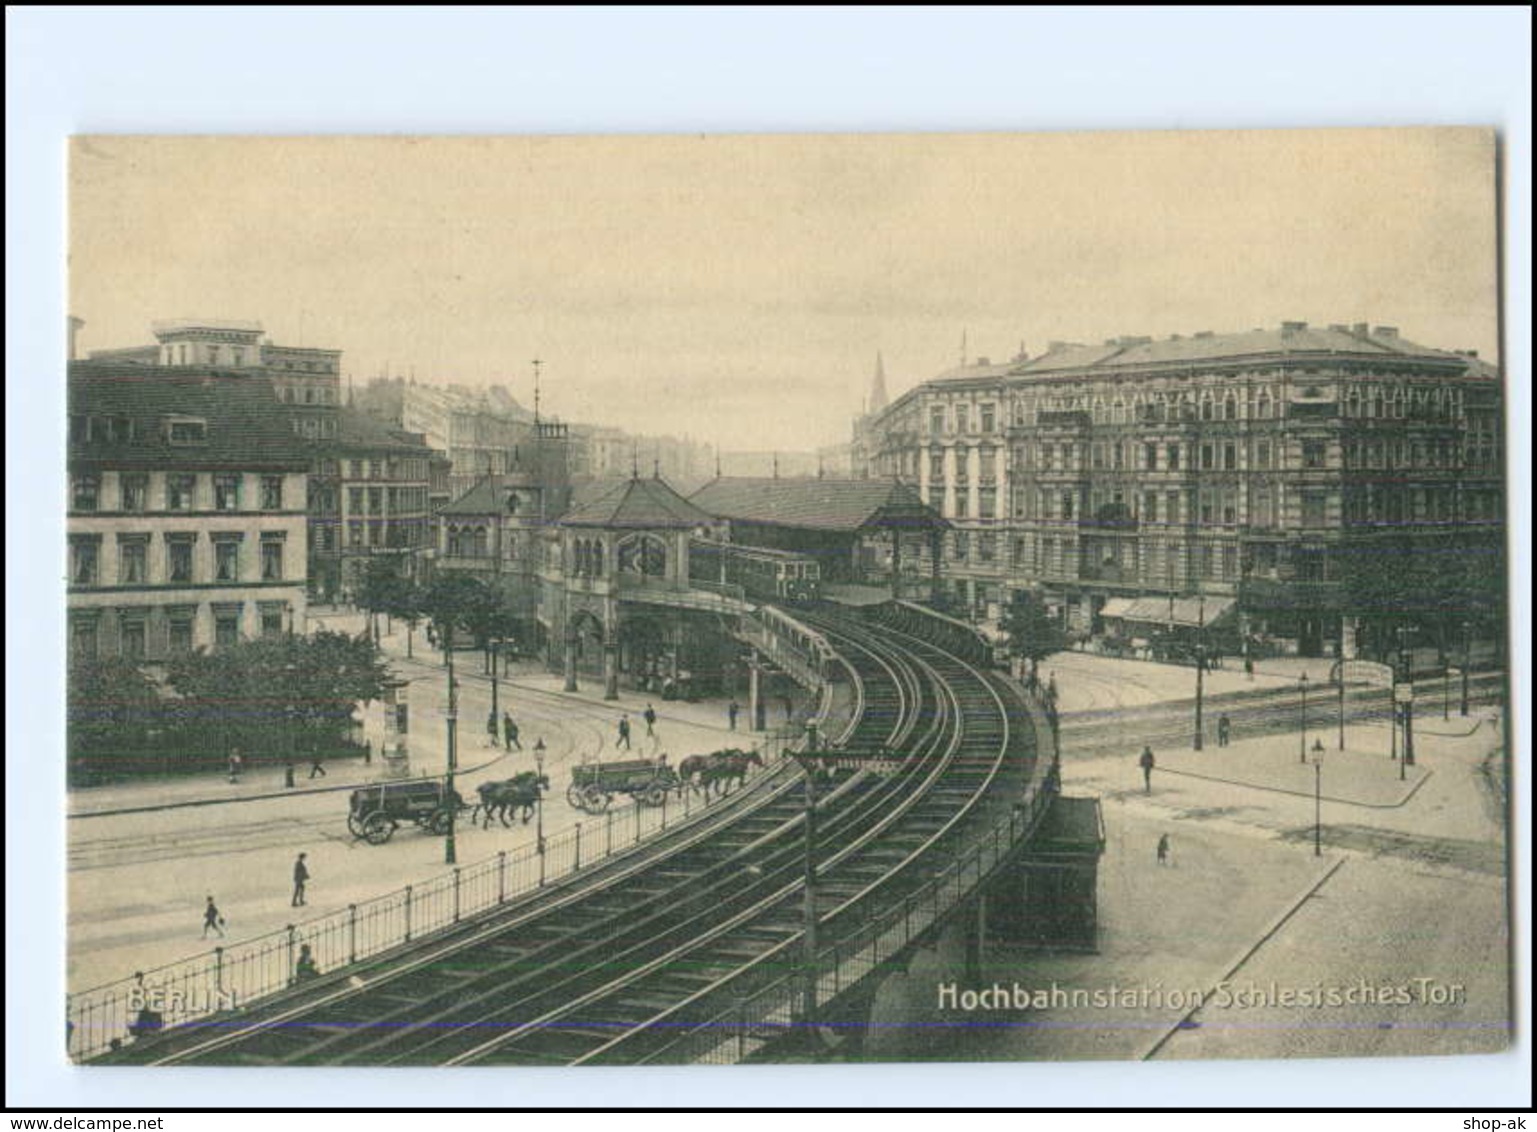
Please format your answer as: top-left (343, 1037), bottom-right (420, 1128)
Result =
top-left (567, 758), bottom-right (678, 814)
top-left (347, 779), bottom-right (468, 844)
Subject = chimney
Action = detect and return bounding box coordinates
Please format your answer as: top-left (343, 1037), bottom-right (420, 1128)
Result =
top-left (1193, 331), bottom-right (1214, 339)
top-left (1169, 333), bottom-right (1183, 341)
top-left (1352, 323), bottom-right (1369, 336)
top-left (1281, 320), bottom-right (1308, 333)
top-left (1373, 326), bottom-right (1399, 339)
top-left (67, 315), bottom-right (85, 361)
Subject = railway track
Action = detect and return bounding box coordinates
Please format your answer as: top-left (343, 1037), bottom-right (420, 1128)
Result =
top-left (105, 606), bottom-right (1034, 1066)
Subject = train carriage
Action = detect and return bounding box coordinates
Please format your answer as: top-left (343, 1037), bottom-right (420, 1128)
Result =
top-left (689, 540), bottom-right (821, 601)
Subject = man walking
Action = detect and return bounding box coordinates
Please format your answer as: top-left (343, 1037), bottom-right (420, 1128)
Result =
top-left (728, 700), bottom-right (740, 731)
top-left (1217, 714), bottom-right (1232, 748)
top-left (643, 703), bottom-right (658, 739)
top-left (291, 852), bottom-right (310, 907)
top-left (308, 754), bottom-right (327, 779)
top-left (202, 895), bottom-right (225, 939)
top-left (227, 749), bottom-right (243, 785)
top-left (1156, 833), bottom-right (1171, 866)
top-left (503, 711), bottom-right (521, 751)
top-left (617, 714), bottom-right (632, 750)
top-left (1139, 745), bottom-right (1156, 794)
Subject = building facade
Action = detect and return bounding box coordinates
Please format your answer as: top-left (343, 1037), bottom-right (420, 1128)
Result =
top-left (859, 322), bottom-right (1503, 659)
top-left (68, 364), bottom-right (310, 660)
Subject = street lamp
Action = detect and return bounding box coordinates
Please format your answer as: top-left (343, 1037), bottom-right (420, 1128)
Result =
top-left (533, 738), bottom-right (547, 855)
top-left (1396, 626), bottom-right (1416, 771)
top-left (1460, 619), bottom-right (1472, 717)
top-left (1192, 595), bottom-right (1207, 751)
top-left (444, 621), bottom-right (459, 866)
top-left (1298, 672), bottom-right (1309, 763)
top-left (1311, 743), bottom-right (1324, 857)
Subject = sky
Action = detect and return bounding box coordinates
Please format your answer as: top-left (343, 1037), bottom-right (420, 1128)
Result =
top-left (70, 129), bottom-right (1499, 453)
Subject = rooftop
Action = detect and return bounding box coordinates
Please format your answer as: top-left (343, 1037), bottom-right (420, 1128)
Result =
top-left (560, 476), bottom-right (718, 529)
top-left (690, 477), bottom-right (945, 532)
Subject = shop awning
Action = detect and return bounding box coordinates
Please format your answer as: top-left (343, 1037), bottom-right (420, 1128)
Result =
top-left (1106, 595), bottom-right (1236, 629)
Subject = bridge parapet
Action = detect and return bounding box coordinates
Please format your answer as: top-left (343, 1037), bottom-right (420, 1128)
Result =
top-left (737, 605), bottom-right (836, 692)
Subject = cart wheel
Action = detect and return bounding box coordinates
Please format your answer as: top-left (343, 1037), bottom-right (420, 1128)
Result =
top-left (346, 814), bottom-right (364, 838)
top-left (642, 786), bottom-right (668, 808)
top-left (566, 784), bottom-right (586, 810)
top-left (582, 785), bottom-right (610, 814)
top-left (426, 810), bottom-right (452, 835)
top-left (363, 812), bottom-right (395, 845)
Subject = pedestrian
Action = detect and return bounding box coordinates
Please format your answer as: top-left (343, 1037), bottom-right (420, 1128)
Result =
top-left (227, 749), bottom-right (243, 785)
top-left (728, 700), bottom-right (740, 731)
top-left (293, 943), bottom-right (320, 983)
top-left (486, 710), bottom-right (500, 748)
top-left (1139, 745), bottom-right (1155, 794)
top-left (284, 759), bottom-right (296, 789)
top-left (1047, 673), bottom-right (1059, 704)
top-left (291, 852), bottom-right (310, 907)
top-left (202, 895), bottom-right (225, 939)
top-left (308, 754), bottom-right (327, 779)
top-left (643, 703), bottom-right (657, 738)
top-left (1244, 655), bottom-right (1255, 681)
top-left (1217, 714), bottom-right (1231, 748)
top-left (617, 714), bottom-right (631, 750)
top-left (782, 694), bottom-right (793, 724)
top-left (504, 711), bottom-right (521, 751)
top-left (1156, 833), bottom-right (1171, 866)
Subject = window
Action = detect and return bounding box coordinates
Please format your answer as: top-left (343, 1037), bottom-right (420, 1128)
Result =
top-left (167, 536), bottom-right (195, 584)
top-left (260, 607), bottom-right (285, 638)
top-left (167, 474), bottom-right (196, 510)
top-left (118, 537), bottom-right (148, 585)
top-left (1223, 443), bottom-right (1237, 470)
top-left (1256, 441), bottom-right (1271, 469)
top-left (349, 521), bottom-right (365, 548)
top-left (955, 406), bottom-right (969, 434)
top-left (1303, 440), bottom-right (1326, 469)
top-left (214, 538), bottom-right (241, 582)
top-left (1301, 490), bottom-right (1328, 529)
top-left (261, 476), bottom-right (284, 510)
top-left (215, 611), bottom-right (241, 649)
top-left (953, 493), bottom-right (968, 520)
top-left (119, 616), bottom-right (146, 661)
top-left (72, 475), bottom-right (100, 512)
top-left (261, 538), bottom-right (284, 581)
top-left (1200, 443), bottom-right (1214, 470)
top-left (120, 474), bottom-right (149, 512)
top-left (213, 474), bottom-right (241, 511)
top-left (369, 487), bottom-right (383, 513)
top-left (1061, 492), bottom-right (1075, 521)
top-left (979, 449), bottom-right (996, 482)
top-left (1144, 491), bottom-right (1159, 522)
top-left (980, 405), bottom-right (995, 433)
top-left (350, 487), bottom-right (365, 514)
top-left (1166, 444), bottom-right (1181, 471)
top-left (232, 348), bottom-right (244, 366)
top-left (168, 615), bottom-right (194, 655)
top-left (208, 345), bottom-right (221, 365)
top-left (70, 537), bottom-right (100, 585)
top-left (1144, 443), bottom-right (1158, 471)
top-left (71, 616), bottom-right (99, 660)
top-left (952, 532), bottom-right (969, 561)
top-left (978, 533), bottom-right (996, 562)
top-left (1166, 491), bottom-right (1181, 523)
top-left (167, 418), bottom-right (207, 444)
top-left (979, 489), bottom-right (996, 520)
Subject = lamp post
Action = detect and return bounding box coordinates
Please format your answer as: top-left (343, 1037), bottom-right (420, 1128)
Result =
top-left (443, 621), bottom-right (459, 865)
top-left (1396, 626), bottom-right (1415, 770)
top-left (1460, 619), bottom-right (1471, 717)
top-left (1311, 743), bottom-right (1324, 857)
top-left (534, 738), bottom-right (547, 855)
top-left (1192, 595), bottom-right (1206, 751)
top-left (1298, 672), bottom-right (1309, 763)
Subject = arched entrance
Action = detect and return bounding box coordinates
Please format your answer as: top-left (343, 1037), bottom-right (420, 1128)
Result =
top-left (563, 608), bottom-right (616, 698)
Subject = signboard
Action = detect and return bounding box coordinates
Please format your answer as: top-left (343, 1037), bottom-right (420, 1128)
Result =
top-left (1337, 659), bottom-right (1395, 688)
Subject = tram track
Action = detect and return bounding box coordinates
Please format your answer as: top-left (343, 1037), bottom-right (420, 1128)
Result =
top-left (102, 607), bottom-right (1032, 1067)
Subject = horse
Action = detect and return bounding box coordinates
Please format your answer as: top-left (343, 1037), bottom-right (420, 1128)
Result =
top-left (475, 772), bottom-right (549, 828)
top-left (699, 748), bottom-right (765, 800)
top-left (677, 754), bottom-right (713, 796)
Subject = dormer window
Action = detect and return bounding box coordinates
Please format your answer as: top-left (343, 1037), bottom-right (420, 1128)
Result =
top-left (166, 417), bottom-right (208, 445)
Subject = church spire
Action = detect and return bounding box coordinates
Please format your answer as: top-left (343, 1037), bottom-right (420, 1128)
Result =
top-left (868, 351), bottom-right (889, 415)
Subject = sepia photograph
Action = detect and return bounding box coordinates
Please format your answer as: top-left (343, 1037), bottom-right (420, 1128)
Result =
top-left (56, 126), bottom-right (1513, 1073)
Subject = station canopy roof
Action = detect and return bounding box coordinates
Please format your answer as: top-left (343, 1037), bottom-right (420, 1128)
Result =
top-left (689, 477), bottom-right (946, 533)
top-left (559, 475), bottom-right (717, 529)
top-left (1101, 595), bottom-right (1236, 629)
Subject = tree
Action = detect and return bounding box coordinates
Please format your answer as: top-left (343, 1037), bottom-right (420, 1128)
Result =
top-left (165, 631), bottom-right (392, 764)
top-left (1000, 591), bottom-right (1065, 677)
top-left (67, 657), bottom-right (164, 780)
